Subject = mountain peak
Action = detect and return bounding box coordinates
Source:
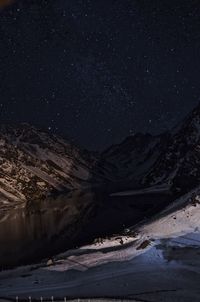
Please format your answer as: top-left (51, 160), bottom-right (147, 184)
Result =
top-left (0, 124), bottom-right (103, 209)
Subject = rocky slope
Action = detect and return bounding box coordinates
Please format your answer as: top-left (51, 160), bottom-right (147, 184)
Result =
top-left (143, 104), bottom-right (200, 193)
top-left (101, 132), bottom-right (169, 188)
top-left (0, 124), bottom-right (104, 208)
top-left (1, 103), bottom-right (200, 208)
top-left (103, 103), bottom-right (200, 195)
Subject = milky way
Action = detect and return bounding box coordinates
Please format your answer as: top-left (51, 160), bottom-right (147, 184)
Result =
top-left (0, 0), bottom-right (199, 149)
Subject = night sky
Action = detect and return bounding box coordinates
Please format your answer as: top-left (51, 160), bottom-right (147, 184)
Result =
top-left (0, 0), bottom-right (199, 150)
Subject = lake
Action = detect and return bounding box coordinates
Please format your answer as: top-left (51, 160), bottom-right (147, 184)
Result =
top-left (0, 189), bottom-right (172, 268)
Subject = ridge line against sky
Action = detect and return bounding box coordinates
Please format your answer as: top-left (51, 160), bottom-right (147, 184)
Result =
top-left (0, 0), bottom-right (199, 150)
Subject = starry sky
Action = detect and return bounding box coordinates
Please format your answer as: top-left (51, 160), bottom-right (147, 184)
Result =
top-left (0, 0), bottom-right (199, 150)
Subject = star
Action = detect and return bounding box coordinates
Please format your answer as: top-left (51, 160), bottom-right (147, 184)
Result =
top-left (0, 0), bottom-right (198, 150)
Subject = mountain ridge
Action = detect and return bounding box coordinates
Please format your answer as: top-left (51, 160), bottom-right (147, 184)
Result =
top-left (1, 102), bottom-right (200, 208)
top-left (0, 123), bottom-right (103, 209)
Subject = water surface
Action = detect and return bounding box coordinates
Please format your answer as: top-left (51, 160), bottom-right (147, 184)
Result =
top-left (0, 189), bottom-right (172, 268)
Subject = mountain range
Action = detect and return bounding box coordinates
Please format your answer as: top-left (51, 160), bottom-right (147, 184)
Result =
top-left (1, 103), bottom-right (200, 209)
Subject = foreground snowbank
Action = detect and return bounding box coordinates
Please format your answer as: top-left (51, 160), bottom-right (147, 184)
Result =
top-left (45, 188), bottom-right (200, 273)
top-left (0, 188), bottom-right (200, 300)
top-left (138, 188), bottom-right (200, 239)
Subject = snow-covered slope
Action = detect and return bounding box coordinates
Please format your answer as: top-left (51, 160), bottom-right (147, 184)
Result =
top-left (2, 102), bottom-right (200, 209)
top-left (137, 186), bottom-right (200, 239)
top-left (143, 104), bottom-right (200, 193)
top-left (100, 132), bottom-right (169, 187)
top-left (103, 102), bottom-right (200, 195)
top-left (45, 184), bottom-right (200, 273)
top-left (6, 183), bottom-right (196, 300)
top-left (0, 124), bottom-right (103, 208)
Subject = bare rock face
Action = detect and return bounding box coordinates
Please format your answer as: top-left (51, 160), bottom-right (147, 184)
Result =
top-left (1, 103), bottom-right (200, 209)
top-left (142, 104), bottom-right (200, 193)
top-left (0, 124), bottom-right (102, 208)
top-left (101, 132), bottom-right (169, 186)
top-left (99, 103), bottom-right (200, 195)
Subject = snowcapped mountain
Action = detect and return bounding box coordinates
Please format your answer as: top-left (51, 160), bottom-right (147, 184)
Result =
top-left (143, 104), bottom-right (200, 193)
top-left (101, 132), bottom-right (169, 187)
top-left (0, 124), bottom-right (103, 208)
top-left (1, 102), bottom-right (200, 209)
top-left (102, 103), bottom-right (200, 195)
